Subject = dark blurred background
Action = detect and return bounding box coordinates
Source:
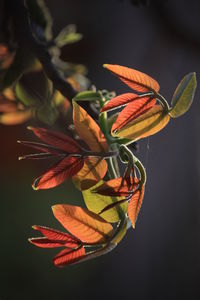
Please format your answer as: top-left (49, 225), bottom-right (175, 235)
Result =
top-left (0, 0), bottom-right (200, 299)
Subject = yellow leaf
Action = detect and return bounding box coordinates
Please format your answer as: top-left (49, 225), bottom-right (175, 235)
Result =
top-left (52, 204), bottom-right (113, 244)
top-left (0, 109), bottom-right (32, 125)
top-left (73, 101), bottom-right (108, 152)
top-left (82, 181), bottom-right (128, 223)
top-left (113, 105), bottom-right (170, 141)
top-left (72, 157), bottom-right (107, 190)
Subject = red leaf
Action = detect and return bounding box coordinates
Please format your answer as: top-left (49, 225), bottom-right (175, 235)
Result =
top-left (94, 177), bottom-right (139, 197)
top-left (32, 225), bottom-right (80, 247)
top-left (101, 93), bottom-right (140, 113)
top-left (28, 127), bottom-right (81, 153)
top-left (104, 64), bottom-right (160, 93)
top-left (128, 185), bottom-right (145, 228)
top-left (112, 96), bottom-right (156, 132)
top-left (29, 237), bottom-right (65, 248)
top-left (32, 156), bottom-right (84, 190)
top-left (18, 140), bottom-right (63, 155)
top-left (53, 246), bottom-right (85, 267)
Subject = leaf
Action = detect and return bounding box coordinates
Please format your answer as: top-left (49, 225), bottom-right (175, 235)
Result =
top-left (101, 93), bottom-right (140, 113)
top-left (0, 110), bottom-right (32, 125)
top-left (53, 247), bottom-right (85, 267)
top-left (55, 24), bottom-right (82, 47)
top-left (113, 105), bottom-right (170, 141)
top-left (94, 177), bottom-right (138, 196)
top-left (128, 185), bottom-right (145, 228)
top-left (36, 104), bottom-right (59, 125)
top-left (112, 96), bottom-right (156, 132)
top-left (72, 157), bottom-right (107, 190)
top-left (28, 127), bottom-right (81, 153)
top-left (32, 156), bottom-right (84, 190)
top-left (73, 91), bottom-right (101, 102)
top-left (0, 98), bottom-right (18, 113)
top-left (169, 72), bottom-right (197, 118)
top-left (73, 101), bottom-right (108, 152)
top-left (15, 81), bottom-right (40, 106)
top-left (29, 237), bottom-right (65, 248)
top-left (31, 225), bottom-right (80, 247)
top-left (52, 204), bottom-right (113, 244)
top-left (82, 181), bottom-right (127, 223)
top-left (103, 64), bottom-right (160, 93)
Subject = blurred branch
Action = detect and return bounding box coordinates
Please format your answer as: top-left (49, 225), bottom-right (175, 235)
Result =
top-left (4, 0), bottom-right (76, 100)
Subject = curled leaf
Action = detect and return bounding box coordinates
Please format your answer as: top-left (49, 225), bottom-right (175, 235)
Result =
top-left (128, 185), bottom-right (145, 228)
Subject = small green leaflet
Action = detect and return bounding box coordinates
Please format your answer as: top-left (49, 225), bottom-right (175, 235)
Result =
top-left (169, 72), bottom-right (197, 118)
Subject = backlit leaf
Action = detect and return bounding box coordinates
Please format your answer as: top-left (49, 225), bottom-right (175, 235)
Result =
top-left (112, 96), bottom-right (156, 131)
top-left (32, 225), bottom-right (80, 247)
top-left (82, 181), bottom-right (127, 223)
top-left (72, 157), bottom-right (107, 190)
top-left (52, 204), bottom-right (113, 244)
top-left (54, 246), bottom-right (85, 267)
top-left (28, 127), bottom-right (81, 153)
top-left (94, 177), bottom-right (138, 196)
top-left (104, 64), bottom-right (160, 93)
top-left (73, 101), bottom-right (108, 152)
top-left (113, 105), bottom-right (170, 141)
top-left (29, 237), bottom-right (64, 248)
top-left (170, 72), bottom-right (197, 118)
top-left (0, 110), bottom-right (32, 125)
top-left (128, 185), bottom-right (145, 228)
top-left (32, 156), bottom-right (84, 190)
top-left (101, 93), bottom-right (141, 112)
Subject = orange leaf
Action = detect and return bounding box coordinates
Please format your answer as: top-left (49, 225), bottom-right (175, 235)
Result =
top-left (52, 204), bottom-right (113, 244)
top-left (94, 177), bottom-right (139, 197)
top-left (0, 110), bottom-right (32, 125)
top-left (53, 246), bottom-right (85, 267)
top-left (73, 101), bottom-right (108, 152)
top-left (101, 93), bottom-right (140, 113)
top-left (29, 237), bottom-right (65, 248)
top-left (72, 157), bottom-right (107, 190)
top-left (128, 185), bottom-right (145, 228)
top-left (112, 96), bottom-right (156, 132)
top-left (32, 156), bottom-right (84, 190)
top-left (28, 127), bottom-right (81, 153)
top-left (104, 64), bottom-right (160, 93)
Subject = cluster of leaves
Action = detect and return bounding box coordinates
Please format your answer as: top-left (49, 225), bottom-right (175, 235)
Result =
top-left (18, 64), bottom-right (196, 266)
top-left (0, 0), bottom-right (196, 268)
top-left (0, 0), bottom-right (89, 126)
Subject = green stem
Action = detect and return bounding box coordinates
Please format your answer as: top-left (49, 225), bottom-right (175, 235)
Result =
top-left (156, 93), bottom-right (170, 112)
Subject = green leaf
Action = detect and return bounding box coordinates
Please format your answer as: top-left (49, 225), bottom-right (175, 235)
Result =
top-left (55, 24), bottom-right (82, 47)
top-left (82, 181), bottom-right (128, 223)
top-left (15, 81), bottom-right (39, 107)
top-left (36, 104), bottom-right (58, 125)
top-left (73, 91), bottom-right (101, 102)
top-left (170, 72), bottom-right (197, 118)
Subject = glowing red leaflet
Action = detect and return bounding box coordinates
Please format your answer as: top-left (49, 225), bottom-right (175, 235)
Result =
top-left (29, 225), bottom-right (85, 267)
